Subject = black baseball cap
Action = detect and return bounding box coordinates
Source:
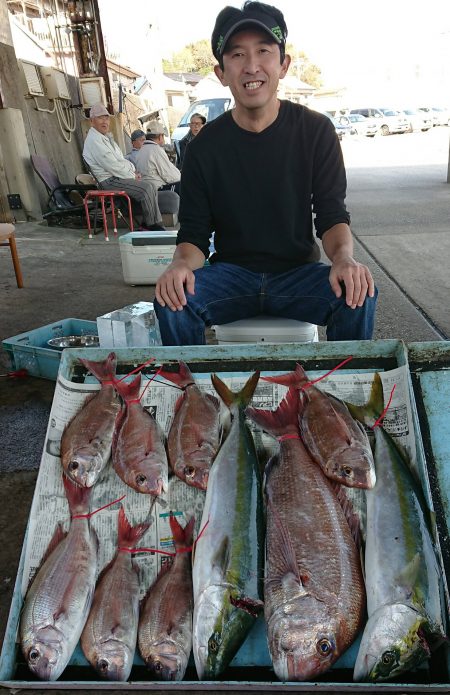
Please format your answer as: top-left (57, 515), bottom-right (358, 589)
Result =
top-left (211, 3), bottom-right (287, 61)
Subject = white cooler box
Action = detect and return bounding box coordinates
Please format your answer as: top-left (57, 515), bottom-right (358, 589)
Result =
top-left (119, 231), bottom-right (177, 285)
top-left (213, 316), bottom-right (319, 344)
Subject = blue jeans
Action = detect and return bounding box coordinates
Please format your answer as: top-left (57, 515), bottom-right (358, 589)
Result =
top-left (154, 262), bottom-right (378, 345)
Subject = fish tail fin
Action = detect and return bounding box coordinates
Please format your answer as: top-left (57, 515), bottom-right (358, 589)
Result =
top-left (169, 514), bottom-right (195, 552)
top-left (211, 371), bottom-right (260, 410)
top-left (346, 372), bottom-right (384, 427)
top-left (117, 505), bottom-right (150, 548)
top-left (114, 372), bottom-right (142, 402)
top-left (63, 474), bottom-right (91, 516)
top-left (246, 386), bottom-right (299, 437)
top-left (261, 362), bottom-right (308, 388)
top-left (79, 351), bottom-right (117, 382)
top-left (159, 361), bottom-right (195, 389)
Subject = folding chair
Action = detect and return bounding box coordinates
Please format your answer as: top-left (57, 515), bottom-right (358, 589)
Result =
top-left (31, 155), bottom-right (97, 226)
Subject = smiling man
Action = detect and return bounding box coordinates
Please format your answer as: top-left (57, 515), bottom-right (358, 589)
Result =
top-left (155, 1), bottom-right (378, 345)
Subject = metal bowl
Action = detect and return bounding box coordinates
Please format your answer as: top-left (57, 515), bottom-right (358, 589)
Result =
top-left (47, 335), bottom-right (100, 350)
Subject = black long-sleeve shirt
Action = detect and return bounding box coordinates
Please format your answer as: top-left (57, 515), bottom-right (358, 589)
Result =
top-left (178, 100), bottom-right (350, 273)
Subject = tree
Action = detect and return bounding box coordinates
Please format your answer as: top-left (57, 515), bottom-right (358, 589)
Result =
top-left (286, 43), bottom-right (322, 88)
top-left (163, 40), bottom-right (215, 76)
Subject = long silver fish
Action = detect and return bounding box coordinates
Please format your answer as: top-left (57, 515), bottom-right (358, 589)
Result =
top-left (247, 386), bottom-right (365, 681)
top-left (159, 361), bottom-right (221, 490)
top-left (263, 363), bottom-right (376, 489)
top-left (138, 515), bottom-right (195, 680)
top-left (113, 372), bottom-right (168, 496)
top-left (60, 352), bottom-right (121, 487)
top-left (20, 476), bottom-right (98, 681)
top-left (349, 373), bottom-right (447, 682)
top-left (81, 506), bottom-right (150, 681)
top-left (192, 371), bottom-right (264, 680)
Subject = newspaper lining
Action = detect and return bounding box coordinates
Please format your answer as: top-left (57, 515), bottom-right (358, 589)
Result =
top-left (21, 362), bottom-right (416, 602)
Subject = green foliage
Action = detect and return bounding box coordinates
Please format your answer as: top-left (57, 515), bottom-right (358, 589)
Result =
top-left (163, 39), bottom-right (215, 76)
top-left (285, 43), bottom-right (322, 88)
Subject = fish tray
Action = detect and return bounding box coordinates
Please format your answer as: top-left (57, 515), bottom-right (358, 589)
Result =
top-left (2, 318), bottom-right (98, 380)
top-left (1, 339), bottom-right (449, 692)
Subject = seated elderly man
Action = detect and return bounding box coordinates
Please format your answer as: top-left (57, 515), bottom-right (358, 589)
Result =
top-left (125, 129), bottom-right (146, 166)
top-left (83, 104), bottom-right (164, 231)
top-left (135, 120), bottom-right (181, 195)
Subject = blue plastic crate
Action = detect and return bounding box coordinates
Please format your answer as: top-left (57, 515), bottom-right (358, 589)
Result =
top-left (2, 318), bottom-right (98, 380)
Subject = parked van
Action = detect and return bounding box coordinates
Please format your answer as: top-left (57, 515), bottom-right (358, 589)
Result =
top-left (171, 97), bottom-right (234, 144)
top-left (350, 107), bottom-right (408, 135)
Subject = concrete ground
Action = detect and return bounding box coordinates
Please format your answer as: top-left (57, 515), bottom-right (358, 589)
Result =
top-left (0, 126), bottom-right (449, 692)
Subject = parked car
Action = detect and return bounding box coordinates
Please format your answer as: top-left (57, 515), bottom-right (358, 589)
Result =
top-left (350, 107), bottom-right (408, 135)
top-left (323, 113), bottom-right (353, 140)
top-left (171, 98), bottom-right (234, 144)
top-left (378, 108), bottom-right (409, 135)
top-left (347, 113), bottom-right (378, 137)
top-left (430, 107), bottom-right (450, 127)
top-left (417, 106), bottom-right (449, 127)
top-left (418, 107), bottom-right (437, 126)
top-left (401, 108), bottom-right (433, 132)
top-left (332, 115), bottom-right (354, 140)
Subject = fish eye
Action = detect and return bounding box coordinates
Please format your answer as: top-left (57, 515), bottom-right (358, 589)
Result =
top-left (184, 465), bottom-right (195, 479)
top-left (154, 660), bottom-right (162, 671)
top-left (29, 649), bottom-right (40, 662)
top-left (342, 466), bottom-right (353, 477)
top-left (381, 650), bottom-right (396, 666)
top-left (136, 473), bottom-right (147, 486)
top-left (317, 638), bottom-right (333, 656)
top-left (97, 658), bottom-right (109, 672)
top-left (209, 639), bottom-right (218, 652)
top-left (69, 460), bottom-right (79, 471)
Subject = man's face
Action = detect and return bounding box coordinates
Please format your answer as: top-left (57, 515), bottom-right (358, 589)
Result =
top-left (91, 114), bottom-right (110, 135)
top-left (189, 117), bottom-right (204, 136)
top-left (214, 29), bottom-right (290, 113)
top-left (133, 135), bottom-right (146, 150)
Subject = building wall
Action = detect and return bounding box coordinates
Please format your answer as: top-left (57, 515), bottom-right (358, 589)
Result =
top-left (0, 7), bottom-right (87, 217)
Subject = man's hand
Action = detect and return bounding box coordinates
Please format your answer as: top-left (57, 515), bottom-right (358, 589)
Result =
top-left (329, 255), bottom-right (375, 309)
top-left (155, 260), bottom-right (196, 311)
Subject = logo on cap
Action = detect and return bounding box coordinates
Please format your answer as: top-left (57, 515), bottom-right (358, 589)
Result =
top-left (216, 34), bottom-right (224, 54)
top-left (271, 25), bottom-right (283, 41)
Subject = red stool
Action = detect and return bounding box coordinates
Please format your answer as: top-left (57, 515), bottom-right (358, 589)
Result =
top-left (84, 190), bottom-right (134, 241)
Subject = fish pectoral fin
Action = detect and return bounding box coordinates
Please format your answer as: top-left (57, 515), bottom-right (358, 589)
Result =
top-left (52, 608), bottom-right (68, 626)
top-left (42, 523), bottom-right (66, 564)
top-left (333, 484), bottom-right (362, 548)
top-left (395, 553), bottom-right (422, 589)
top-left (281, 570), bottom-right (309, 598)
top-left (266, 494), bottom-right (301, 581)
top-left (110, 623), bottom-right (127, 640)
top-left (229, 595), bottom-right (264, 618)
top-left (212, 536), bottom-right (230, 574)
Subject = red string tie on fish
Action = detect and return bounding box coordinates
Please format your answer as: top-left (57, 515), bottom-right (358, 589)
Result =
top-left (372, 384), bottom-right (396, 430)
top-left (72, 494), bottom-right (126, 519)
top-left (301, 355), bottom-right (353, 390)
top-left (138, 366), bottom-right (163, 402)
top-left (114, 357), bottom-right (157, 384)
top-left (119, 365), bottom-right (164, 404)
top-left (119, 517), bottom-right (210, 556)
top-left (277, 434), bottom-right (301, 442)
